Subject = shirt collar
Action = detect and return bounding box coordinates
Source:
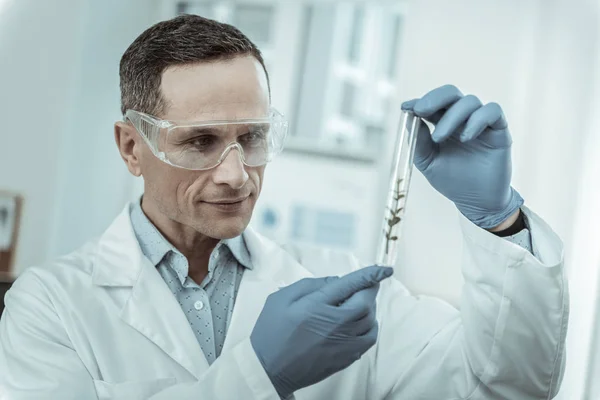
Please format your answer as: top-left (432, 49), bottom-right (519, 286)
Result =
top-left (129, 197), bottom-right (254, 271)
top-left (130, 199), bottom-right (173, 267)
top-left (224, 233), bottom-right (253, 270)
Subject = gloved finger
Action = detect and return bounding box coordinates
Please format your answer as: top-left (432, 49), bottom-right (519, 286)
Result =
top-left (461, 102), bottom-right (512, 147)
top-left (311, 266), bottom-right (393, 306)
top-left (431, 95), bottom-right (483, 143)
top-left (402, 110), bottom-right (435, 172)
top-left (412, 84), bottom-right (464, 123)
top-left (401, 98), bottom-right (418, 111)
top-left (284, 276), bottom-right (338, 302)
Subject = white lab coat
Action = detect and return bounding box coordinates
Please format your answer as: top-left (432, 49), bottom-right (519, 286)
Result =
top-left (0, 204), bottom-right (567, 400)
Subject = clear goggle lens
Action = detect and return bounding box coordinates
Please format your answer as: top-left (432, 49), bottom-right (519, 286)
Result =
top-left (125, 109), bottom-right (288, 170)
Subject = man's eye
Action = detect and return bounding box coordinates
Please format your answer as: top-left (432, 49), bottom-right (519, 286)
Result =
top-left (240, 132), bottom-right (266, 144)
top-left (187, 136), bottom-right (216, 150)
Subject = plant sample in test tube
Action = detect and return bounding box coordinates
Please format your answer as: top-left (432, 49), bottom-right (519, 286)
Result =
top-left (375, 111), bottom-right (422, 267)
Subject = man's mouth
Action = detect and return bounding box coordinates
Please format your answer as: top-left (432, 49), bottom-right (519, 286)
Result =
top-left (207, 196), bottom-right (250, 205)
top-left (202, 196), bottom-right (250, 213)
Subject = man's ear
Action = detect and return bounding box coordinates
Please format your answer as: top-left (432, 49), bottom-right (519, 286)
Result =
top-left (114, 122), bottom-right (142, 177)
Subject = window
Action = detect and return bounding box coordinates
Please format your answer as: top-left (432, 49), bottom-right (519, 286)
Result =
top-left (292, 2), bottom-right (406, 159)
top-left (233, 5), bottom-right (274, 46)
top-left (347, 5), bottom-right (365, 64)
top-left (290, 204), bottom-right (356, 249)
top-left (175, 1), bottom-right (277, 64)
top-left (169, 1), bottom-right (406, 161)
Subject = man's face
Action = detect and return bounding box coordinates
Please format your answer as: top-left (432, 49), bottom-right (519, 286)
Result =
top-left (137, 56), bottom-right (270, 239)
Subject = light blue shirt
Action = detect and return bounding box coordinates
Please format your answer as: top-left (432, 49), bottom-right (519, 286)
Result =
top-left (505, 227), bottom-right (533, 253)
top-left (500, 213), bottom-right (534, 254)
top-left (130, 199), bottom-right (253, 365)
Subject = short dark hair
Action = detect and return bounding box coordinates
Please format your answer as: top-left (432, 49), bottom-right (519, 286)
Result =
top-left (119, 14), bottom-right (270, 117)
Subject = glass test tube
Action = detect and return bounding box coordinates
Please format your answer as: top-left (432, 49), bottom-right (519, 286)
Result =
top-left (375, 111), bottom-right (422, 267)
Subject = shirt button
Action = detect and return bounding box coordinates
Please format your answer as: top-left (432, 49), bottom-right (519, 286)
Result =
top-left (194, 300), bottom-right (205, 311)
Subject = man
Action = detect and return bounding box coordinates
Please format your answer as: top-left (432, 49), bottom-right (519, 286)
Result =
top-left (0, 15), bottom-right (567, 400)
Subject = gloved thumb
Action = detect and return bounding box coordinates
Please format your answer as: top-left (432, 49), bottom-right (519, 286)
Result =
top-left (311, 266), bottom-right (393, 305)
top-left (398, 104), bottom-right (436, 173)
top-left (413, 122), bottom-right (436, 172)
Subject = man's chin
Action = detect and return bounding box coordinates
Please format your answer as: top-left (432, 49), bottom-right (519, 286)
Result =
top-left (192, 202), bottom-right (255, 238)
top-left (215, 227), bottom-right (247, 240)
top-left (205, 217), bottom-right (250, 239)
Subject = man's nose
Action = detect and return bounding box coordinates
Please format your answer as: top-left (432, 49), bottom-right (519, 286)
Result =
top-left (211, 146), bottom-right (249, 189)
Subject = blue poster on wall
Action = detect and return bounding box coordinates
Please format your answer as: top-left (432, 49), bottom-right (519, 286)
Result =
top-left (290, 204), bottom-right (356, 249)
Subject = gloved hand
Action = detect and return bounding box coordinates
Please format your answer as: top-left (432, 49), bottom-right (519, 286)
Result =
top-left (250, 265), bottom-right (394, 399)
top-left (402, 84), bottom-right (524, 229)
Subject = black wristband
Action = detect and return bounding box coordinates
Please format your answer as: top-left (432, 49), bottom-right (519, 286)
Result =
top-left (492, 210), bottom-right (526, 237)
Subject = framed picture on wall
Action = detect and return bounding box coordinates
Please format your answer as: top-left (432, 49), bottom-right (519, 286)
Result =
top-left (0, 191), bottom-right (23, 277)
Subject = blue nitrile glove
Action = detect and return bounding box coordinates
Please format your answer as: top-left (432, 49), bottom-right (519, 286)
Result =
top-left (250, 265), bottom-right (394, 399)
top-left (402, 84), bottom-right (524, 229)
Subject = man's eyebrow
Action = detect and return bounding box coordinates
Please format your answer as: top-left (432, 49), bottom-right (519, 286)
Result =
top-left (176, 123), bottom-right (271, 137)
top-left (179, 126), bottom-right (224, 135)
top-left (248, 123), bottom-right (270, 132)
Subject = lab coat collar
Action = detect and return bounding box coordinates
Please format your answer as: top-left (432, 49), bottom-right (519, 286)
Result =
top-left (91, 203), bottom-right (144, 287)
top-left (90, 203), bottom-right (315, 378)
top-left (91, 204), bottom-right (208, 377)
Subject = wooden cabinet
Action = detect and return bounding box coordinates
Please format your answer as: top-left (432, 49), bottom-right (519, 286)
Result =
top-left (0, 192), bottom-right (23, 275)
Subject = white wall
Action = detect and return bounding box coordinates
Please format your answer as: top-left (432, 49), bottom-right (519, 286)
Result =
top-left (0, 0), bottom-right (160, 271)
top-left (573, 64), bottom-right (600, 398)
top-left (48, 0), bottom-right (161, 259)
top-left (0, 0), bottom-right (88, 271)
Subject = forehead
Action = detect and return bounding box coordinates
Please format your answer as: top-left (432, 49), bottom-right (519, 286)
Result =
top-left (160, 55), bottom-right (270, 122)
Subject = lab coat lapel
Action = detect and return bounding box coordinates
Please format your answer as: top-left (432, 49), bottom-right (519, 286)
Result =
top-left (222, 227), bottom-right (315, 352)
top-left (119, 258), bottom-right (209, 378)
top-left (92, 205), bottom-right (208, 379)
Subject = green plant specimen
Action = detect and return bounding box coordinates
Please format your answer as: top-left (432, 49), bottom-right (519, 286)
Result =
top-left (384, 178), bottom-right (406, 256)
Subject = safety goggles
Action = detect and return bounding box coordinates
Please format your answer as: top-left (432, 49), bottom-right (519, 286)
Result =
top-left (124, 108), bottom-right (288, 171)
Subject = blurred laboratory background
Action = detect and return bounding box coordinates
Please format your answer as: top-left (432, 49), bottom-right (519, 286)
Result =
top-left (1, 0), bottom-right (599, 398)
